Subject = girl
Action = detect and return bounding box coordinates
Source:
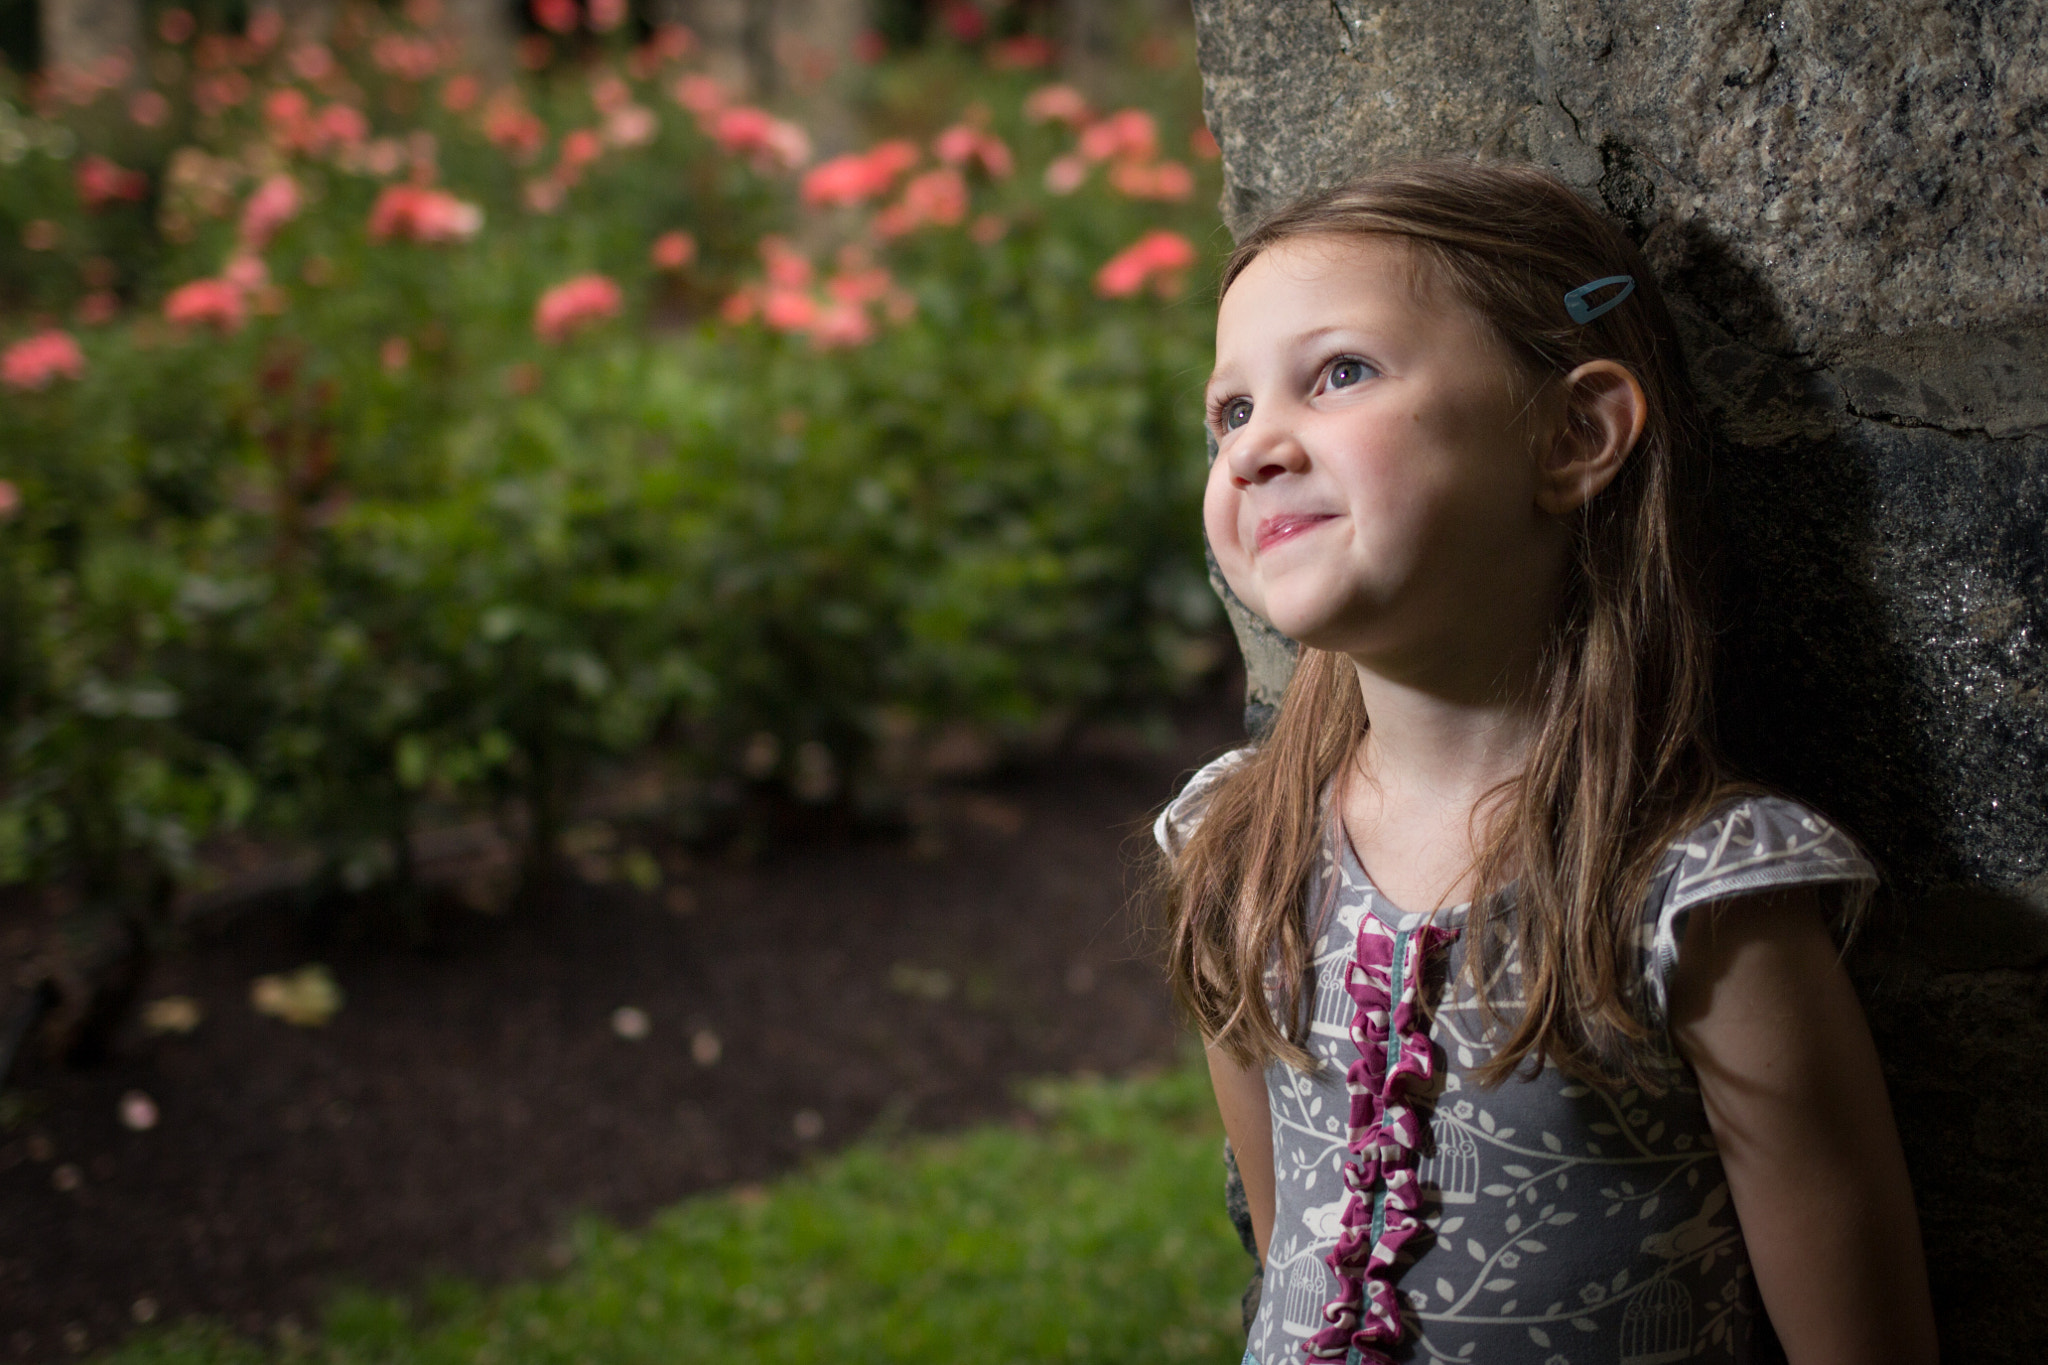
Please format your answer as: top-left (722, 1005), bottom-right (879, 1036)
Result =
top-left (1156, 160), bottom-right (1937, 1365)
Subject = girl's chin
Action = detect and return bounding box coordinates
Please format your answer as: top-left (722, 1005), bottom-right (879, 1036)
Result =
top-left (1255, 593), bottom-right (1385, 653)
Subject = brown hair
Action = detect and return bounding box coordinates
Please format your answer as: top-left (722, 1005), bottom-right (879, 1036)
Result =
top-left (1163, 158), bottom-right (1751, 1089)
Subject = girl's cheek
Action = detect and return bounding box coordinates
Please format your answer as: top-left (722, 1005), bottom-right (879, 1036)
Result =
top-left (1202, 466), bottom-right (1244, 559)
top-left (1202, 477), bottom-right (1265, 611)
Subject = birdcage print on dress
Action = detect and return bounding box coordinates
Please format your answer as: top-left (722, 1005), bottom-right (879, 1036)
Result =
top-left (1281, 1254), bottom-right (1334, 1340)
top-left (1416, 1111), bottom-right (1479, 1204)
top-left (1619, 1279), bottom-right (1694, 1364)
top-left (1310, 947), bottom-right (1355, 1040)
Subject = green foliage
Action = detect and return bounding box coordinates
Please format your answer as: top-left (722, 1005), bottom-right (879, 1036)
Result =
top-left (0, 14), bottom-right (1224, 906)
top-left (101, 1056), bottom-right (1246, 1365)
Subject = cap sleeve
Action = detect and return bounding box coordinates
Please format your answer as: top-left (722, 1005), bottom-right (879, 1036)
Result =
top-left (1643, 796), bottom-right (1877, 1026)
top-left (1153, 746), bottom-right (1255, 860)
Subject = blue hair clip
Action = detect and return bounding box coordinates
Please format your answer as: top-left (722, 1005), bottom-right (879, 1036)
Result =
top-left (1563, 274), bottom-right (1634, 324)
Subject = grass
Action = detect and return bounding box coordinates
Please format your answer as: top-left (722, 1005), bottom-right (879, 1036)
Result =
top-left (104, 1054), bottom-right (1249, 1365)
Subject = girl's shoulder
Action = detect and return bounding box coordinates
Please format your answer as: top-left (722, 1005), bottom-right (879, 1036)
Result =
top-left (1641, 793), bottom-right (1878, 1023)
top-left (1152, 745), bottom-right (1256, 859)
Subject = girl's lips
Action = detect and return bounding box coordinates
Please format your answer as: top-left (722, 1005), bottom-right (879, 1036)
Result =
top-left (1255, 513), bottom-right (1336, 553)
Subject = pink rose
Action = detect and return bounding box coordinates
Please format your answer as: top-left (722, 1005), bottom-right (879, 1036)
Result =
top-left (239, 174), bottom-right (301, 249)
top-left (2, 330), bottom-right (87, 390)
top-left (367, 185), bottom-right (483, 243)
top-left (534, 273), bottom-right (622, 342)
top-left (164, 278), bottom-right (247, 332)
top-left (650, 231), bottom-right (696, 271)
top-left (75, 156), bottom-right (148, 211)
top-left (1093, 229), bottom-right (1198, 299)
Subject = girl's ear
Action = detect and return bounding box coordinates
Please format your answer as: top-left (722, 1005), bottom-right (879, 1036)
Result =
top-left (1534, 360), bottom-right (1648, 515)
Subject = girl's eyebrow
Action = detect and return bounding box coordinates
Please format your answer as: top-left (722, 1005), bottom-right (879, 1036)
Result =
top-left (1207, 323), bottom-right (1385, 392)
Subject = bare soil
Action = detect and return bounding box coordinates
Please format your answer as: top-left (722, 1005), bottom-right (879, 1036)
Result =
top-left (0, 688), bottom-right (1239, 1362)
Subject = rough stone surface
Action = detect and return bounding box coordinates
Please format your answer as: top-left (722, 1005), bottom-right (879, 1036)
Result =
top-left (1192, 2), bottom-right (2048, 1357)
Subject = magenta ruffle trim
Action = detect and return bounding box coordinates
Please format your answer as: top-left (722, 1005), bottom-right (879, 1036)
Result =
top-left (1303, 915), bottom-right (1457, 1365)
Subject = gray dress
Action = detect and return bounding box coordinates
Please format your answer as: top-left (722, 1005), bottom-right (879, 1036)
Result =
top-left (1157, 750), bottom-right (1876, 1365)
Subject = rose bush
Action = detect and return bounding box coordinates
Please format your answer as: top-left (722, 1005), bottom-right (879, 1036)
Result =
top-left (0, 4), bottom-right (1224, 930)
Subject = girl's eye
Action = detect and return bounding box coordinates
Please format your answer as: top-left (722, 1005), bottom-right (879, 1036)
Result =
top-left (1328, 358), bottom-right (1375, 390)
top-left (1219, 398), bottom-right (1253, 431)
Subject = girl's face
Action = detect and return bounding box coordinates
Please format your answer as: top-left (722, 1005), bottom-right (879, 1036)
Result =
top-left (1204, 235), bottom-right (1571, 683)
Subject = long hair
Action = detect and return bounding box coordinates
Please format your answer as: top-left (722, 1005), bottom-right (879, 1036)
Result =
top-left (1163, 158), bottom-right (1751, 1089)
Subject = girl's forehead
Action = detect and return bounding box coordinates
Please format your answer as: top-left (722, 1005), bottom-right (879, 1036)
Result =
top-left (1213, 234), bottom-right (1472, 363)
top-left (1232, 234), bottom-right (1436, 307)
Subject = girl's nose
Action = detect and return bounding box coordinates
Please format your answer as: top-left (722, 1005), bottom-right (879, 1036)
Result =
top-left (1223, 415), bottom-right (1309, 488)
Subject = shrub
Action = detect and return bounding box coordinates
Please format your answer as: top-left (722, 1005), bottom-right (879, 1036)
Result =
top-left (0, 10), bottom-right (1224, 929)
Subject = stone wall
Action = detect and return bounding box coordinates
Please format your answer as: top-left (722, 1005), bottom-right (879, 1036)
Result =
top-left (1190, 2), bottom-right (2047, 1357)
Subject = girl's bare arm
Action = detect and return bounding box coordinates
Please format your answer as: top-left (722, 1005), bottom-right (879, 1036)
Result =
top-left (1206, 1042), bottom-right (1275, 1264)
top-left (1668, 887), bottom-right (1938, 1365)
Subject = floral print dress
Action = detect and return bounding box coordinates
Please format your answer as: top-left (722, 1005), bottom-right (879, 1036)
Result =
top-left (1156, 750), bottom-right (1875, 1365)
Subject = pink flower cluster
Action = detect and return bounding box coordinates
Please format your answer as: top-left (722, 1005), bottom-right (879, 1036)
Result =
top-left (371, 32), bottom-right (447, 81)
top-left (239, 174), bottom-right (301, 249)
top-left (75, 156), bottom-right (148, 211)
top-left (1032, 94), bottom-right (1195, 203)
top-left (2, 330), bottom-right (86, 391)
top-left (722, 241), bottom-right (910, 350)
top-left (937, 0), bottom-right (984, 43)
top-left (163, 277), bottom-right (248, 332)
top-left (988, 34), bottom-right (1056, 70)
top-left (367, 185), bottom-right (483, 243)
top-left (264, 89), bottom-right (371, 157)
top-left (531, 0), bottom-right (577, 35)
top-left (710, 107), bottom-right (811, 169)
top-left (873, 167), bottom-right (969, 238)
top-left (800, 140), bottom-right (919, 208)
top-left (1022, 83), bottom-right (1091, 127)
top-left (650, 231), bottom-right (696, 271)
top-left (933, 123), bottom-right (1013, 179)
top-left (671, 74), bottom-right (809, 170)
top-left (482, 95), bottom-right (547, 159)
top-left (1094, 229), bottom-right (1198, 299)
top-left (534, 273), bottom-right (622, 343)
top-left (40, 52), bottom-right (135, 107)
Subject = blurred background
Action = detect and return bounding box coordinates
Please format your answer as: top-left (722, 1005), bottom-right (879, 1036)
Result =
top-left (0, 0), bottom-right (1251, 1359)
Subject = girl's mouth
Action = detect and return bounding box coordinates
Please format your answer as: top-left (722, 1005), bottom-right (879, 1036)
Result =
top-left (1255, 513), bottom-right (1336, 553)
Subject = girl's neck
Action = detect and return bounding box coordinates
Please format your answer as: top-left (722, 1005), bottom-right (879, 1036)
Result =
top-left (1337, 639), bottom-right (1549, 915)
top-left (1350, 665), bottom-right (1541, 801)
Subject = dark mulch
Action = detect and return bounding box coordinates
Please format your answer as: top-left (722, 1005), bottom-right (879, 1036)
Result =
top-left (0, 688), bottom-right (1240, 1362)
